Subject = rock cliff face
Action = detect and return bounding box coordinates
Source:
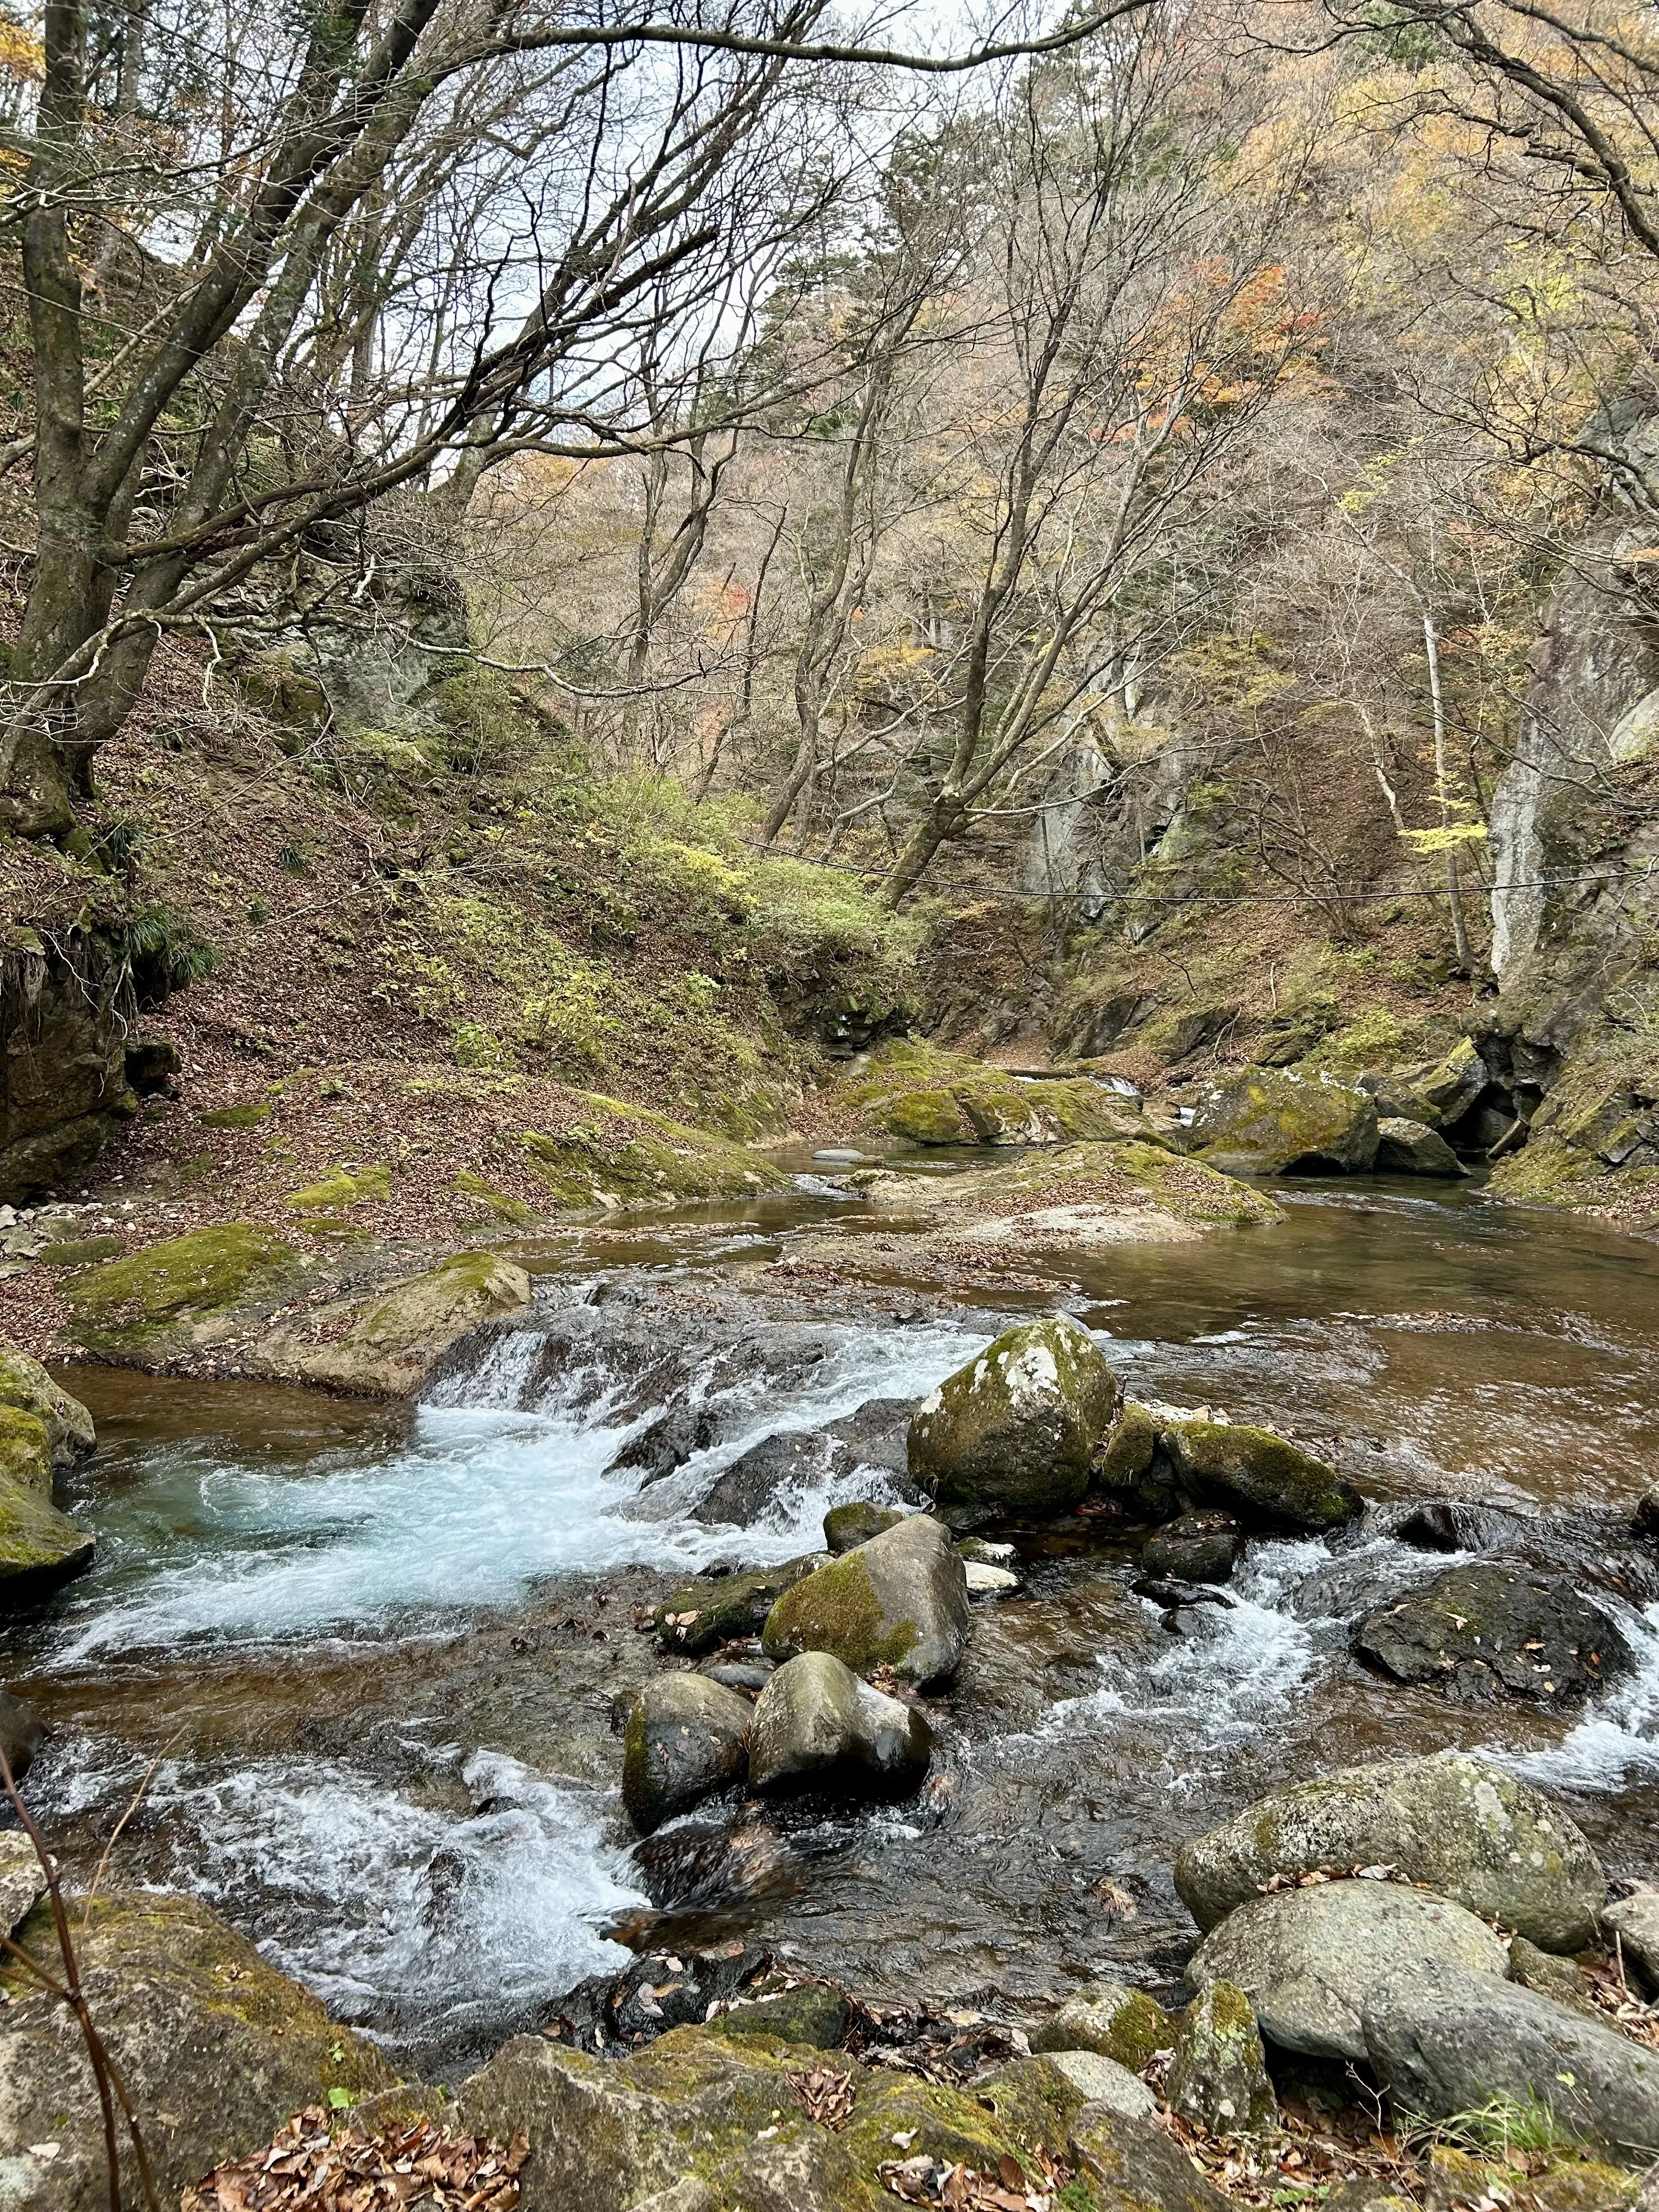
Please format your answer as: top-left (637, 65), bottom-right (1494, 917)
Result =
top-left (0, 930), bottom-right (131, 1205)
top-left (1475, 437), bottom-right (1659, 1203)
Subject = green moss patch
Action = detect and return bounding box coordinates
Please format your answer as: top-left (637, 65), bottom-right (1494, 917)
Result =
top-left (67, 1224), bottom-right (301, 1350)
top-left (523, 1093), bottom-right (789, 1209)
top-left (200, 1098), bottom-right (274, 1130)
top-left (453, 1171), bottom-right (537, 1224)
top-left (286, 1163), bottom-right (393, 1213)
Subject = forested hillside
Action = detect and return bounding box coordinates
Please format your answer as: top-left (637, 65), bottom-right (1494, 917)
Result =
top-left (3, 0), bottom-right (1659, 1229)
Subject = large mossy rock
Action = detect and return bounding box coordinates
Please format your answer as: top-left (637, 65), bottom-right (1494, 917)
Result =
top-left (909, 1316), bottom-right (1119, 1520)
top-left (253, 1249), bottom-right (532, 1396)
top-left (1191, 1069), bottom-right (1379, 1175)
top-left (0, 1398), bottom-right (93, 1594)
top-left (1187, 1880), bottom-right (1508, 2062)
top-left (1175, 1754), bottom-right (1605, 1951)
top-left (0, 935), bottom-right (129, 1208)
top-left (1362, 1958), bottom-right (1659, 2155)
top-left (457, 2027), bottom-right (1226, 2212)
top-left (760, 1514), bottom-right (969, 1684)
top-left (826, 1040), bottom-right (1152, 1151)
top-left (1353, 1562), bottom-right (1630, 1704)
top-left (0, 1889), bottom-right (394, 2212)
top-left (1163, 1418), bottom-right (1359, 1532)
top-left (0, 1350), bottom-right (94, 1469)
top-left (746, 1649), bottom-right (932, 1796)
top-left (622, 1674), bottom-right (753, 1833)
top-left (66, 1224), bottom-right (301, 1355)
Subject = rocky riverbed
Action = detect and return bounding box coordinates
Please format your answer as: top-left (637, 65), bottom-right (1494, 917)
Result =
top-left (8, 1173), bottom-right (1659, 2212)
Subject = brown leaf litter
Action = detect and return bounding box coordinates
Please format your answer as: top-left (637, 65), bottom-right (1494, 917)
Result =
top-left (184, 2107), bottom-right (527, 2212)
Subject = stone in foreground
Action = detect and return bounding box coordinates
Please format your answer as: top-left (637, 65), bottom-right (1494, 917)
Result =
top-left (1187, 1879), bottom-right (1508, 2060)
top-left (0, 1889), bottom-right (392, 2212)
top-left (1164, 1418), bottom-right (1359, 1532)
top-left (1031, 1980), bottom-right (1178, 2072)
top-left (1363, 1957), bottom-right (1659, 2155)
top-left (1174, 1753), bottom-right (1606, 1951)
top-left (1190, 1068), bottom-right (1379, 1175)
top-left (908, 1316), bottom-right (1119, 1519)
top-left (1143, 1513), bottom-right (1240, 1584)
top-left (458, 2021), bottom-right (1227, 2212)
top-left (1602, 1893), bottom-right (1659, 1994)
top-left (761, 1513), bottom-right (969, 1684)
top-left (0, 1399), bottom-right (94, 1593)
top-left (1353, 1562), bottom-right (1629, 1703)
top-left (747, 1650), bottom-right (932, 1796)
top-left (1043, 2050), bottom-right (1156, 2116)
top-left (1168, 1979), bottom-right (1277, 2134)
top-left (654, 1555), bottom-right (821, 1655)
top-left (622, 1674), bottom-right (752, 1833)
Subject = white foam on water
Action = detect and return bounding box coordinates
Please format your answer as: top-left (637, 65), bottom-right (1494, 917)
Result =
top-left (51, 1317), bottom-right (987, 1659)
top-left (150, 1751), bottom-right (640, 2038)
top-left (1499, 1599), bottom-right (1659, 1791)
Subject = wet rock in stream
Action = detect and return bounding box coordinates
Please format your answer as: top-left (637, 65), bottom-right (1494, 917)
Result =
top-left (909, 1315), bottom-right (1120, 1520)
top-left (620, 1674), bottom-right (753, 1833)
top-left (1030, 1982), bottom-right (1177, 2070)
top-left (1141, 1515), bottom-right (1240, 1584)
top-left (1353, 1560), bottom-right (1633, 1703)
top-left (761, 1514), bottom-right (969, 1685)
top-left (748, 1650), bottom-right (933, 1796)
top-left (653, 1556), bottom-right (822, 1655)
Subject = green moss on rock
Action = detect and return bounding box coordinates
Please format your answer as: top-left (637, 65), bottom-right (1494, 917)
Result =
top-left (654, 1556), bottom-right (822, 1654)
top-left (523, 1094), bottom-right (789, 1209)
top-left (453, 1171), bottom-right (537, 1224)
top-left (761, 1548), bottom-right (920, 1673)
top-left (910, 1316), bottom-right (1121, 1518)
top-left (286, 1163), bottom-right (392, 1212)
top-left (1165, 1419), bottom-right (1360, 1532)
top-left (200, 1098), bottom-right (274, 1130)
top-left (67, 1224), bottom-right (301, 1351)
top-left (0, 1349), bottom-right (94, 1466)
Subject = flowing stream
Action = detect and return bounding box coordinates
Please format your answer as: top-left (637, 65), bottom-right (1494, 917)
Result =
top-left (8, 1169), bottom-right (1659, 2078)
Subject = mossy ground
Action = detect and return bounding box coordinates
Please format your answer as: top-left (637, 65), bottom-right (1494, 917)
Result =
top-left (65, 1223), bottom-right (302, 1352)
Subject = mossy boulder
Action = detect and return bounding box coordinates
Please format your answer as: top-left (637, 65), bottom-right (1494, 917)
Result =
top-left (1175, 1754), bottom-right (1606, 1951)
top-left (0, 1351), bottom-right (92, 1469)
top-left (1164, 1419), bottom-right (1359, 1532)
top-left (1031, 1980), bottom-right (1178, 2072)
top-left (622, 1674), bottom-right (753, 1834)
top-left (456, 2022), bottom-right (1222, 2212)
top-left (909, 1316), bottom-right (1120, 1520)
top-left (251, 1249), bottom-right (532, 1397)
top-left (454, 1171), bottom-right (537, 1224)
top-left (1190, 1068), bottom-right (1379, 1175)
top-left (0, 1402), bottom-right (94, 1593)
top-left (1375, 1117), bottom-right (1468, 1177)
top-left (66, 1224), bottom-right (301, 1353)
top-left (523, 1095), bottom-right (788, 1210)
top-left (1168, 1980), bottom-right (1277, 2134)
top-left (747, 1649), bottom-right (933, 1795)
top-left (286, 1162), bottom-right (392, 1214)
top-left (825, 1040), bottom-right (1152, 1151)
top-left (708, 1982), bottom-right (850, 2049)
top-left (1417, 1037), bottom-right (1488, 1125)
top-left (760, 1514), bottom-right (969, 1685)
top-left (0, 1888), bottom-right (394, 2212)
top-left (823, 1500), bottom-right (904, 1553)
top-left (654, 1556), bottom-right (822, 1655)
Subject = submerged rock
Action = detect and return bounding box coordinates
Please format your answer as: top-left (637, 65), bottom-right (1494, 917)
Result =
top-left (621, 1674), bottom-right (753, 1833)
top-left (1375, 1118), bottom-right (1468, 1177)
top-left (611, 1403), bottom-right (715, 1485)
top-left (761, 1514), bottom-right (969, 1684)
top-left (1164, 1419), bottom-right (1359, 1532)
top-left (1353, 1561), bottom-right (1630, 1703)
top-left (692, 1431), bottom-right (830, 1527)
top-left (1175, 1754), bottom-right (1604, 1951)
top-left (1142, 1514), bottom-right (1240, 1583)
top-left (747, 1650), bottom-right (932, 1796)
top-left (1363, 1958), bottom-right (1659, 2154)
top-left (654, 1556), bottom-right (822, 1655)
top-left (1188, 1880), bottom-right (1509, 2060)
top-left (1031, 1982), bottom-right (1178, 2071)
top-left (1190, 1069), bottom-right (1380, 1175)
top-left (909, 1316), bottom-right (1120, 1520)
top-left (0, 1889), bottom-right (393, 2212)
top-left (1168, 1980), bottom-right (1277, 2135)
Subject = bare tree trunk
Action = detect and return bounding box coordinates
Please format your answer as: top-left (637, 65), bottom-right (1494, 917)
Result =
top-left (1421, 608), bottom-right (1471, 972)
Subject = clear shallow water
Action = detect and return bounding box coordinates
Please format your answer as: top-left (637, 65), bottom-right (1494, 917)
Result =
top-left (10, 1178), bottom-right (1659, 2071)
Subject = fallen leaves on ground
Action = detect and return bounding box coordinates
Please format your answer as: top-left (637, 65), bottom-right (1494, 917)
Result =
top-left (185, 2108), bottom-right (528, 2212)
top-left (878, 2145), bottom-right (1070, 2209)
top-left (1163, 2102), bottom-right (1416, 2208)
top-left (1583, 1955), bottom-right (1659, 2050)
top-left (791, 2064), bottom-right (854, 2130)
